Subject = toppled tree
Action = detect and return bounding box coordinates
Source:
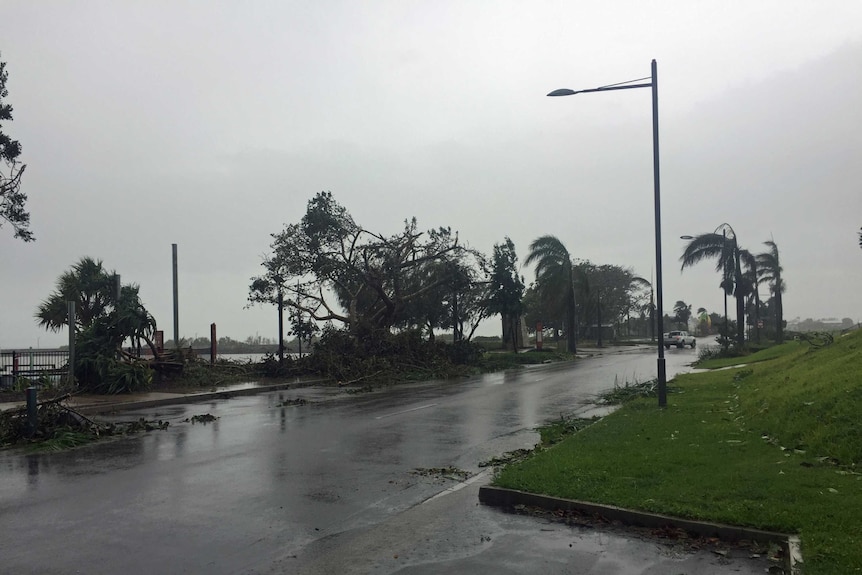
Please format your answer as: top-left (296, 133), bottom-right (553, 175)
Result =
top-left (249, 192), bottom-right (494, 382)
top-left (36, 257), bottom-right (158, 393)
top-left (250, 191), bottom-right (486, 338)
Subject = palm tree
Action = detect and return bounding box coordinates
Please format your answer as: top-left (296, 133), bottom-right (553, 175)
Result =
top-left (525, 235), bottom-right (577, 353)
top-left (36, 257), bottom-right (116, 332)
top-left (625, 276), bottom-right (652, 338)
top-left (756, 240), bottom-right (785, 343)
top-left (738, 249), bottom-right (762, 343)
top-left (680, 226), bottom-right (745, 346)
top-left (695, 307), bottom-right (709, 336)
top-left (673, 300), bottom-right (692, 330)
top-left (36, 257), bottom-right (160, 355)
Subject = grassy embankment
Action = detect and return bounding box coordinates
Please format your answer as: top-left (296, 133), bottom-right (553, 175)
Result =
top-left (494, 330), bottom-right (862, 574)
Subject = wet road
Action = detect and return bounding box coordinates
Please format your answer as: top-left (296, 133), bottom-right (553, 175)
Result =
top-left (0, 344), bottom-right (768, 574)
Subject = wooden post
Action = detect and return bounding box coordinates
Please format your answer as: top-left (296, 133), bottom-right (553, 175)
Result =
top-left (536, 322), bottom-right (543, 350)
top-left (210, 323), bottom-right (217, 365)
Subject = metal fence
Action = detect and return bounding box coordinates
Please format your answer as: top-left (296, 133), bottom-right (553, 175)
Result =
top-left (0, 349), bottom-right (70, 388)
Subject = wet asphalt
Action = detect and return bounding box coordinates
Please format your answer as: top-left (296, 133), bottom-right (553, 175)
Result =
top-left (0, 343), bottom-right (771, 574)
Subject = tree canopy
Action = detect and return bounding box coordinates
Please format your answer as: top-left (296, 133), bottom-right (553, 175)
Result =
top-left (487, 237), bottom-right (524, 351)
top-left (36, 257), bottom-right (158, 393)
top-left (0, 54), bottom-right (32, 242)
top-left (524, 235), bottom-right (577, 352)
top-left (250, 191), bottom-right (488, 339)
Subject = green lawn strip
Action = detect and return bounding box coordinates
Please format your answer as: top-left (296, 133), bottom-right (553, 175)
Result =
top-left (695, 340), bottom-right (806, 370)
top-left (494, 329), bottom-right (862, 574)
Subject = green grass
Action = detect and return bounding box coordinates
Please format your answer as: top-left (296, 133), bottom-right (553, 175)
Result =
top-left (695, 340), bottom-right (806, 370)
top-left (494, 328), bottom-right (862, 574)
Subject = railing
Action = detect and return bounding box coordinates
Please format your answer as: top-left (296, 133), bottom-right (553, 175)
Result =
top-left (0, 349), bottom-right (70, 388)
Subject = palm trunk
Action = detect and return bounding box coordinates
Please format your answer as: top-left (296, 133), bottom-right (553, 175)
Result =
top-left (736, 292), bottom-right (745, 346)
top-left (775, 287), bottom-right (784, 344)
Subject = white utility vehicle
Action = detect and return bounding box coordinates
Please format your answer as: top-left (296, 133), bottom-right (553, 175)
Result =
top-left (663, 330), bottom-right (696, 349)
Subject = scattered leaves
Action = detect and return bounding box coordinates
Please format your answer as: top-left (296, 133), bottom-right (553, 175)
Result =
top-left (185, 413), bottom-right (218, 424)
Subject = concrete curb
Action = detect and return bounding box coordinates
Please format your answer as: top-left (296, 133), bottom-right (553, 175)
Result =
top-left (479, 485), bottom-right (801, 574)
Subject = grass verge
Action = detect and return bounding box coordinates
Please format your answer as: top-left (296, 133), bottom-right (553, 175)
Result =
top-left (493, 328), bottom-right (862, 574)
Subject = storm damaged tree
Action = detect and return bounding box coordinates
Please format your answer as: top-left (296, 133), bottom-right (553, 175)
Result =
top-left (524, 235), bottom-right (578, 353)
top-left (37, 258), bottom-right (158, 392)
top-left (487, 237), bottom-right (525, 352)
top-left (0, 54), bottom-right (33, 242)
top-left (247, 254), bottom-right (292, 362)
top-left (250, 191), bottom-right (464, 337)
top-left (680, 226), bottom-right (746, 347)
top-left (396, 252), bottom-right (491, 342)
top-left (756, 239), bottom-right (786, 344)
top-left (574, 261), bottom-right (645, 341)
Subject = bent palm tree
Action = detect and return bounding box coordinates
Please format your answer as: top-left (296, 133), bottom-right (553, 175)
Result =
top-left (673, 300), bottom-right (692, 330)
top-left (738, 249), bottom-right (762, 343)
top-left (680, 229), bottom-right (745, 346)
top-left (525, 235), bottom-right (577, 353)
top-left (756, 240), bottom-right (785, 343)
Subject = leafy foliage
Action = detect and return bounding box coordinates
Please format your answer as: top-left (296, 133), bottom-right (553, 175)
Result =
top-left (756, 240), bottom-right (785, 343)
top-left (37, 258), bottom-right (158, 393)
top-left (680, 226), bottom-right (746, 346)
top-left (0, 54), bottom-right (32, 242)
top-left (250, 191), bottom-right (489, 340)
top-left (487, 237), bottom-right (524, 351)
top-left (524, 235), bottom-right (577, 352)
top-left (301, 324), bottom-right (487, 384)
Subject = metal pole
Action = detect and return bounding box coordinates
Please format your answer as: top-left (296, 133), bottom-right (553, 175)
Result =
top-left (652, 59), bottom-right (667, 407)
top-left (596, 291), bottom-right (603, 347)
top-left (723, 229), bottom-right (728, 349)
top-left (210, 323), bottom-right (217, 365)
top-left (172, 244), bottom-right (179, 348)
top-left (296, 281), bottom-right (302, 358)
top-left (570, 267), bottom-right (578, 354)
top-left (277, 287), bottom-right (284, 364)
top-left (734, 237), bottom-right (743, 347)
top-left (67, 301), bottom-right (76, 385)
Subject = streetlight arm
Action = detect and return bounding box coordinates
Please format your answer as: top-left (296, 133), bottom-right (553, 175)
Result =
top-left (548, 82), bottom-right (653, 97)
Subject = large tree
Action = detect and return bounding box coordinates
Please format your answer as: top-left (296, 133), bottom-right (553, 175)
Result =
top-left (756, 240), bottom-right (786, 343)
top-left (0, 54), bottom-right (32, 242)
top-left (524, 235), bottom-right (577, 353)
top-left (250, 191), bottom-right (465, 335)
top-left (487, 237), bottom-right (524, 352)
top-left (574, 261), bottom-right (645, 341)
top-left (680, 226), bottom-right (745, 346)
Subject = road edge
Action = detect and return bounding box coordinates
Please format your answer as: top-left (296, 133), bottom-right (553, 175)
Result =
top-left (478, 485), bottom-right (801, 574)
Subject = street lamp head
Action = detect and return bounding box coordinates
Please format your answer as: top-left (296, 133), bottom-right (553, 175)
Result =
top-left (547, 88), bottom-right (577, 97)
top-left (680, 235), bottom-right (694, 240)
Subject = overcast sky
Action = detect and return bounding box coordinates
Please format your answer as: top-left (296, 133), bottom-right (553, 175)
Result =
top-left (2, 1), bottom-right (861, 349)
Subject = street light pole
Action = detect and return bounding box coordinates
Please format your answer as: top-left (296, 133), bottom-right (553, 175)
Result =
top-left (722, 229), bottom-right (729, 349)
top-left (548, 59), bottom-right (666, 407)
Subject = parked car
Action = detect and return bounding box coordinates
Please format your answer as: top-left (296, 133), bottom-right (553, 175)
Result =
top-left (663, 330), bottom-right (696, 349)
